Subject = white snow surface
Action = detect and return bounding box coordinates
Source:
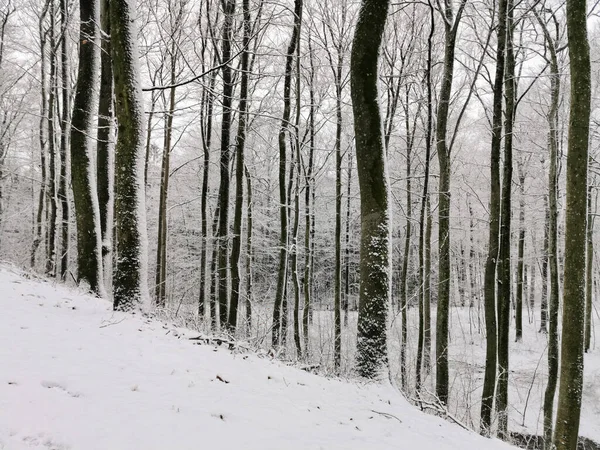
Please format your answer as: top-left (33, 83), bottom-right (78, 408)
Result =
top-left (0, 265), bottom-right (516, 450)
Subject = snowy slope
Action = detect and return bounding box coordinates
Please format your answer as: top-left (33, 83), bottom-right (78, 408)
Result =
top-left (0, 265), bottom-right (516, 450)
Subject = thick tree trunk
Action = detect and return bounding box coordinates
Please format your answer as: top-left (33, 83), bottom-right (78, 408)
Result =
top-left (351, 0), bottom-right (391, 379)
top-left (70, 0), bottom-right (104, 294)
top-left (554, 0), bottom-right (591, 446)
top-left (111, 0), bottom-right (150, 311)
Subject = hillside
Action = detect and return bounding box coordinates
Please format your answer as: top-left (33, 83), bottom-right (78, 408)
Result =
top-left (0, 265), bottom-right (515, 450)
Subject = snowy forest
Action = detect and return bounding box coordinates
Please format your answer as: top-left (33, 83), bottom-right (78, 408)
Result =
top-left (0, 0), bottom-right (599, 448)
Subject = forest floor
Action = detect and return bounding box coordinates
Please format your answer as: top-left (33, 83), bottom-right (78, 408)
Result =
top-left (0, 263), bottom-right (518, 450)
top-left (252, 298), bottom-right (600, 446)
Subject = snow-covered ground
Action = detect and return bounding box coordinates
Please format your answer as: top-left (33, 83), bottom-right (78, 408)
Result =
top-left (0, 264), bottom-right (517, 450)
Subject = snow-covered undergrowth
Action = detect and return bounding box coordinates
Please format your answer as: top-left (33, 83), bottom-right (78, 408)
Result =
top-left (0, 265), bottom-right (516, 450)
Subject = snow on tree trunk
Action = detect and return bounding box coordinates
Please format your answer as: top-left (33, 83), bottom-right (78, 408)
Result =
top-left (351, 0), bottom-right (391, 380)
top-left (111, 0), bottom-right (150, 311)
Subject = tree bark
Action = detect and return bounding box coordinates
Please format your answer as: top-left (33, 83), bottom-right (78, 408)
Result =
top-left (272, 0), bottom-right (302, 347)
top-left (111, 0), bottom-right (150, 310)
top-left (70, 0), bottom-right (104, 294)
top-left (58, 0), bottom-right (71, 281)
top-left (217, 0), bottom-right (236, 328)
top-left (229, 0), bottom-right (251, 332)
top-left (554, 0), bottom-right (591, 446)
top-left (435, 0), bottom-right (465, 406)
top-left (481, 0), bottom-right (506, 433)
top-left (351, 0), bottom-right (391, 379)
top-left (97, 0), bottom-right (112, 260)
top-left (495, 0), bottom-right (515, 436)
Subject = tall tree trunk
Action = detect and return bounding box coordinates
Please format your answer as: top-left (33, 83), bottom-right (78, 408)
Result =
top-left (198, 60), bottom-right (217, 318)
top-left (32, 1), bottom-right (51, 269)
top-left (97, 0), bottom-right (112, 260)
top-left (496, 0), bottom-right (515, 437)
top-left (154, 81), bottom-right (175, 307)
top-left (435, 0), bottom-right (465, 406)
top-left (111, 0), bottom-right (150, 310)
top-left (417, 2), bottom-right (435, 394)
top-left (343, 150), bottom-right (353, 327)
top-left (58, 0), bottom-right (71, 280)
top-left (399, 106), bottom-right (412, 391)
top-left (515, 164), bottom-right (525, 342)
top-left (302, 33), bottom-right (316, 354)
top-left (481, 0), bottom-right (507, 433)
top-left (244, 164), bottom-right (253, 333)
top-left (585, 185), bottom-right (594, 352)
top-left (351, 0), bottom-right (391, 379)
top-left (272, 0), bottom-right (302, 347)
top-left (71, 0), bottom-right (104, 294)
top-left (217, 0), bottom-right (236, 328)
top-left (537, 9), bottom-right (561, 445)
top-left (424, 196), bottom-right (432, 374)
top-left (333, 48), bottom-right (343, 372)
top-left (209, 203), bottom-right (221, 329)
top-left (229, 0), bottom-right (251, 332)
top-left (554, 0), bottom-right (590, 446)
top-left (291, 27), bottom-right (302, 359)
top-left (46, 7), bottom-right (57, 278)
top-left (541, 198), bottom-right (549, 332)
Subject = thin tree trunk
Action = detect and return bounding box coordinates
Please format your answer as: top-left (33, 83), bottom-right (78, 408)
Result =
top-left (229, 0), bottom-right (251, 332)
top-left (515, 164), bottom-right (525, 342)
top-left (154, 82), bottom-right (175, 307)
top-left (291, 27), bottom-right (302, 359)
top-left (58, 0), bottom-right (71, 280)
top-left (435, 0), bottom-right (466, 406)
top-left (302, 33), bottom-right (316, 354)
top-left (495, 0), bottom-right (515, 436)
top-left (481, 0), bottom-right (507, 433)
top-left (333, 46), bottom-right (343, 372)
top-left (424, 196), bottom-right (432, 374)
top-left (417, 2), bottom-right (434, 394)
top-left (198, 58), bottom-right (217, 318)
top-left (273, 0), bottom-right (302, 347)
top-left (537, 9), bottom-right (561, 445)
top-left (97, 0), bottom-right (112, 258)
top-left (244, 164), bottom-right (253, 333)
top-left (343, 150), bottom-right (352, 327)
top-left (541, 200), bottom-right (549, 333)
top-left (31, 1), bottom-right (50, 269)
top-left (217, 0), bottom-right (236, 328)
top-left (585, 186), bottom-right (594, 352)
top-left (46, 8), bottom-right (57, 278)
